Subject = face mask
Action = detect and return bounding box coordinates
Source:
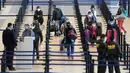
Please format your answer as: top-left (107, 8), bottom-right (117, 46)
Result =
top-left (110, 20), bottom-right (115, 25)
top-left (25, 26), bottom-right (29, 30)
top-left (88, 14), bottom-right (92, 17)
top-left (92, 24), bottom-right (96, 27)
top-left (37, 8), bottom-right (40, 11)
top-left (92, 8), bottom-right (95, 11)
top-left (8, 26), bottom-right (13, 30)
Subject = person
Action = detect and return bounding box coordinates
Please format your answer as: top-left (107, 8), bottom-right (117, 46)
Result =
top-left (84, 11), bottom-right (96, 27)
top-left (33, 22), bottom-right (43, 61)
top-left (96, 34), bottom-right (106, 73)
top-left (90, 5), bottom-right (97, 20)
top-left (116, 5), bottom-right (127, 33)
top-left (52, 5), bottom-right (63, 36)
top-left (64, 22), bottom-right (77, 59)
top-left (32, 20), bottom-right (42, 30)
top-left (2, 23), bottom-right (17, 70)
top-left (22, 24), bottom-right (35, 38)
top-left (106, 37), bottom-right (122, 73)
top-left (34, 6), bottom-right (44, 25)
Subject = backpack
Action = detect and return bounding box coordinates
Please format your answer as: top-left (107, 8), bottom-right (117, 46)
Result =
top-left (106, 29), bottom-right (114, 43)
top-left (122, 9), bottom-right (128, 18)
top-left (67, 29), bottom-right (77, 39)
top-left (91, 26), bottom-right (97, 38)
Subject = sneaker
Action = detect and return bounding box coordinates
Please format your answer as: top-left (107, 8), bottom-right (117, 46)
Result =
top-left (9, 67), bottom-right (16, 71)
top-left (37, 60), bottom-right (40, 63)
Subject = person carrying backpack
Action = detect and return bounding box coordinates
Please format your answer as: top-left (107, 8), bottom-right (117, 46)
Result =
top-left (84, 11), bottom-right (96, 27)
top-left (64, 22), bottom-right (77, 59)
top-left (33, 22), bottom-right (43, 61)
top-left (52, 5), bottom-right (63, 36)
top-left (115, 5), bottom-right (127, 33)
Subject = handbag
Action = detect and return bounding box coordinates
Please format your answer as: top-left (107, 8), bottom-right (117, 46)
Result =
top-left (115, 14), bottom-right (125, 20)
top-left (67, 29), bottom-right (77, 39)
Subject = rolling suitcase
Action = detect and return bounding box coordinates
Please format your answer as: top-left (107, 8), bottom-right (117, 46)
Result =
top-left (96, 22), bottom-right (102, 36)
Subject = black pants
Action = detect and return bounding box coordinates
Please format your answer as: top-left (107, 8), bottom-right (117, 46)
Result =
top-left (34, 39), bottom-right (40, 60)
top-left (98, 56), bottom-right (106, 73)
top-left (107, 57), bottom-right (121, 73)
top-left (6, 47), bottom-right (14, 69)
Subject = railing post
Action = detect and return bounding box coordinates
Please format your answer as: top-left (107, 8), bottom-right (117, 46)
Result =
top-left (123, 34), bottom-right (126, 64)
top-left (2, 0), bottom-right (5, 7)
top-left (128, 0), bottom-right (130, 16)
top-left (0, 0), bottom-right (1, 10)
top-left (32, 0), bottom-right (33, 11)
top-left (1, 49), bottom-right (6, 72)
top-left (126, 44), bottom-right (129, 69)
top-left (120, 32), bottom-right (123, 52)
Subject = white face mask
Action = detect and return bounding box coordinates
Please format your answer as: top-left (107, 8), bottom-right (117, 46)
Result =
top-left (8, 26), bottom-right (13, 30)
top-left (92, 24), bottom-right (96, 27)
top-left (25, 26), bottom-right (29, 30)
top-left (37, 8), bottom-right (40, 11)
top-left (88, 14), bottom-right (92, 17)
top-left (110, 20), bottom-right (115, 25)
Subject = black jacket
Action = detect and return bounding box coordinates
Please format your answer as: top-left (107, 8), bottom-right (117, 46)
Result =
top-left (2, 28), bottom-right (17, 48)
top-left (116, 7), bottom-right (122, 15)
top-left (33, 28), bottom-right (43, 43)
top-left (34, 10), bottom-right (44, 24)
top-left (106, 41), bottom-right (122, 58)
top-left (96, 39), bottom-right (106, 58)
top-left (52, 8), bottom-right (63, 21)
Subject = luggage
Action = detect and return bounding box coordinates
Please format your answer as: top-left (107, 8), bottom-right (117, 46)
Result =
top-left (60, 37), bottom-right (66, 52)
top-left (96, 22), bottom-right (102, 36)
top-left (50, 21), bottom-right (55, 32)
top-left (68, 29), bottom-right (77, 39)
top-left (91, 26), bottom-right (97, 38)
top-left (106, 29), bottom-right (114, 43)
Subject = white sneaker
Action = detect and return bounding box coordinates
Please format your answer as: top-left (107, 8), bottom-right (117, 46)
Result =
top-left (37, 60), bottom-right (40, 63)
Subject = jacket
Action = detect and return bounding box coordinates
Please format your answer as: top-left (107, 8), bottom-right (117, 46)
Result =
top-left (33, 27), bottom-right (43, 43)
top-left (2, 28), bottom-right (17, 48)
top-left (106, 41), bottom-right (122, 58)
top-left (52, 8), bottom-right (63, 21)
top-left (34, 10), bottom-right (44, 24)
top-left (96, 39), bottom-right (106, 58)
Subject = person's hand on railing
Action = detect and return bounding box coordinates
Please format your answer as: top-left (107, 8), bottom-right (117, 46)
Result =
top-left (19, 37), bottom-right (24, 42)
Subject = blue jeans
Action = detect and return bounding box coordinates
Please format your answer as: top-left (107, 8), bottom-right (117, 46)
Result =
top-left (67, 42), bottom-right (74, 56)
